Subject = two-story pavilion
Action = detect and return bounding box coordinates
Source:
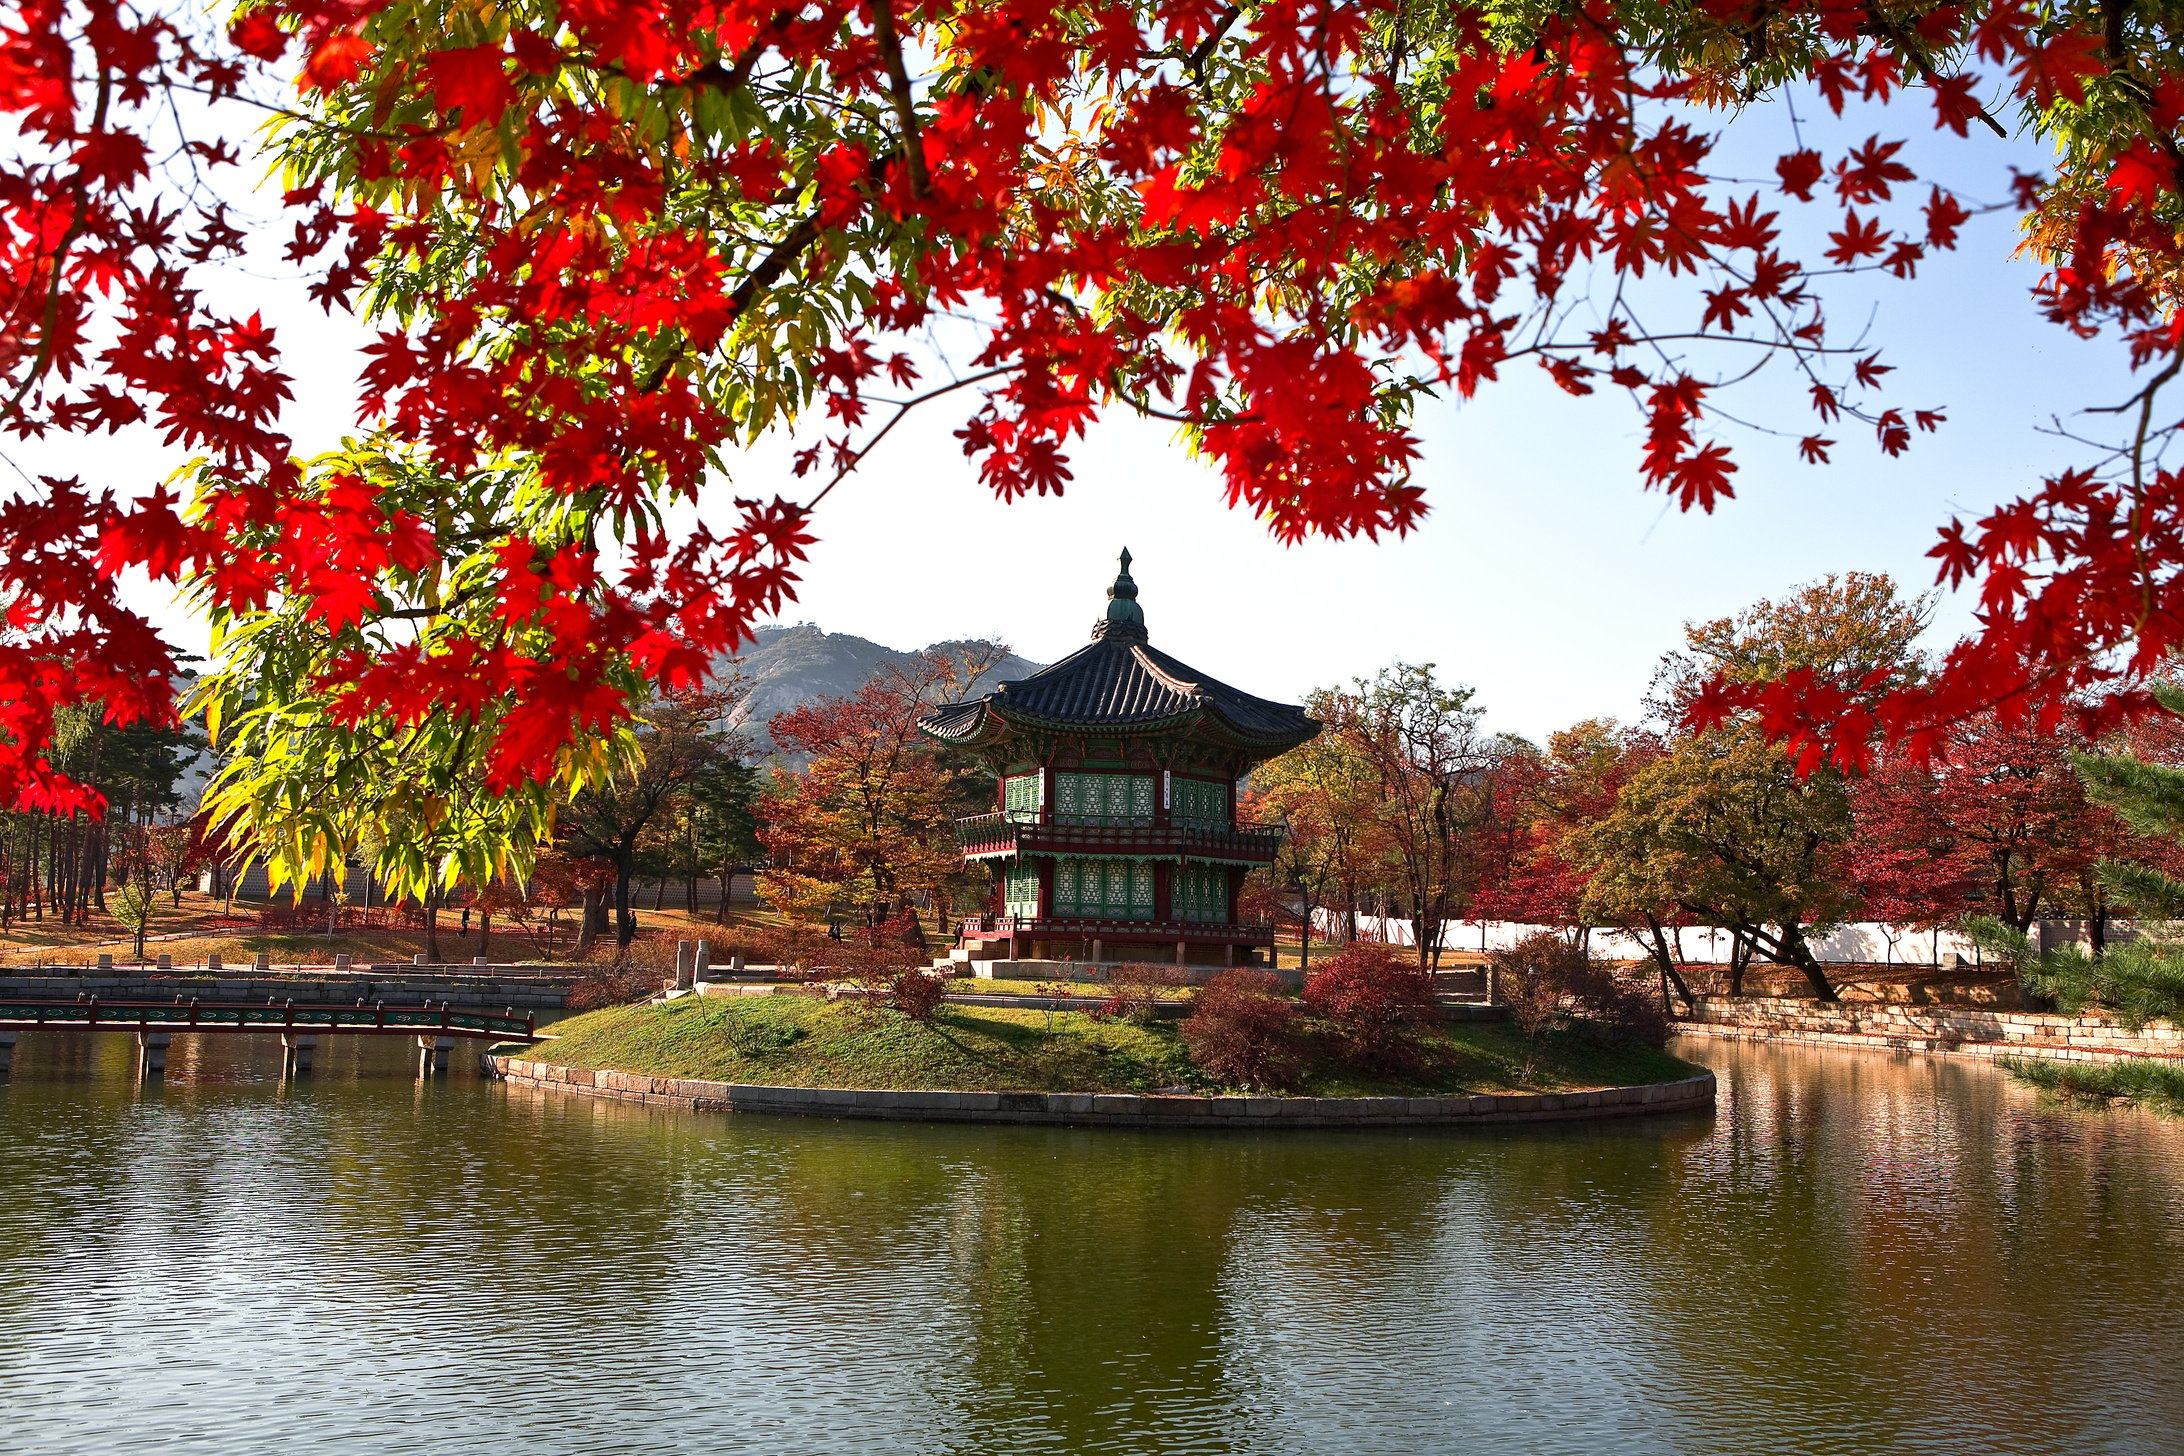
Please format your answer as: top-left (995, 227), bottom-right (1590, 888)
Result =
top-left (919, 550), bottom-right (1320, 971)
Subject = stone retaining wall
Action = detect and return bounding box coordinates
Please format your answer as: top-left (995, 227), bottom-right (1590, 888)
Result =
top-left (482, 1055), bottom-right (1714, 1128)
top-left (0, 972), bottom-right (574, 1010)
top-left (1678, 996), bottom-right (2183, 1063)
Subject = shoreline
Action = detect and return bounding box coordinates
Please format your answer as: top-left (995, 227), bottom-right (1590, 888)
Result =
top-left (481, 1053), bottom-right (1716, 1128)
top-left (1675, 995), bottom-right (2184, 1065)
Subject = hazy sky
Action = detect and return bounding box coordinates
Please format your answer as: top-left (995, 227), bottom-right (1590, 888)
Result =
top-left (12, 83), bottom-right (2127, 746)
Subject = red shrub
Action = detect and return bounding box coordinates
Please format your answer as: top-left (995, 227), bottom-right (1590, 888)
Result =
top-left (888, 969), bottom-right (948, 1021)
top-left (1302, 943), bottom-right (1440, 1071)
top-left (1489, 932), bottom-right (1669, 1053)
top-left (1180, 969), bottom-right (1306, 1091)
top-left (565, 964), bottom-right (659, 1010)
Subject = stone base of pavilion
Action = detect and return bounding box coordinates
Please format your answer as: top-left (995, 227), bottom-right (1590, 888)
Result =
top-left (956, 956), bottom-right (1300, 988)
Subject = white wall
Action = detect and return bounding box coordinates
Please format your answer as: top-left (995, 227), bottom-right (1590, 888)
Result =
top-left (1309, 910), bottom-right (2003, 966)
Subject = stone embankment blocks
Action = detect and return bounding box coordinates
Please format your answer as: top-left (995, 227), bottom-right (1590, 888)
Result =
top-left (482, 1055), bottom-right (1714, 1128)
top-left (1678, 995), bottom-right (2184, 1063)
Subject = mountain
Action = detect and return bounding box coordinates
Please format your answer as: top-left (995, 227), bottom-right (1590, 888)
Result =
top-left (722, 623), bottom-right (1044, 758)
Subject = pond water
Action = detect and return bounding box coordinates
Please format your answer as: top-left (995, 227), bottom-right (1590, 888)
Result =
top-left (1, 1030), bottom-right (2180, 1455)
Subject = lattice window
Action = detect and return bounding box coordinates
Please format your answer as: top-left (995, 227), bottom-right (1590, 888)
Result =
top-left (1172, 777), bottom-right (1232, 829)
top-left (1004, 774), bottom-right (1043, 821)
top-left (1005, 860), bottom-right (1042, 918)
top-left (1052, 856), bottom-right (1152, 918)
top-left (1175, 865), bottom-right (1228, 922)
top-left (1055, 773), bottom-right (1154, 825)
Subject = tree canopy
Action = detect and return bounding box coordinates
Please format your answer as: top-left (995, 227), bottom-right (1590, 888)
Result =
top-left (11, 0), bottom-right (2184, 877)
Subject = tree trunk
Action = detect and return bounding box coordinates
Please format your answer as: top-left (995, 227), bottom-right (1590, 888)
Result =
top-left (651, 876), bottom-right (667, 911)
top-left (1728, 931), bottom-right (1750, 998)
top-left (1781, 924), bottom-right (1838, 1001)
top-left (1642, 914), bottom-right (1696, 1015)
top-left (615, 849), bottom-right (638, 947)
top-left (424, 894), bottom-right (442, 963)
top-left (576, 884), bottom-right (604, 957)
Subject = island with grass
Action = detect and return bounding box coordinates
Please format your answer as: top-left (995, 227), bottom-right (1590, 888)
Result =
top-left (486, 945), bottom-right (1714, 1128)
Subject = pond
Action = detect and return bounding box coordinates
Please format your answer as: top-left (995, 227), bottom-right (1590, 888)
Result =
top-left (1, 1031), bottom-right (2179, 1455)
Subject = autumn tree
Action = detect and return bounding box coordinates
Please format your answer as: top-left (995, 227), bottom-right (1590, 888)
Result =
top-left (1976, 685), bottom-right (2184, 1028)
top-left (1249, 717), bottom-right (1389, 966)
top-left (1474, 720), bottom-right (1662, 934)
top-left (1581, 729), bottom-right (1861, 1000)
top-left (1583, 576), bottom-right (1929, 1001)
top-left (553, 688), bottom-right (747, 948)
top-left (760, 648), bottom-right (999, 932)
top-left (1850, 711), bottom-right (2123, 943)
top-left (1317, 664), bottom-right (1504, 971)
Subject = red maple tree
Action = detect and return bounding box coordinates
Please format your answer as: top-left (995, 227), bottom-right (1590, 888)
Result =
top-left (1848, 711), bottom-right (2123, 935)
top-left (6, 0), bottom-right (2184, 848)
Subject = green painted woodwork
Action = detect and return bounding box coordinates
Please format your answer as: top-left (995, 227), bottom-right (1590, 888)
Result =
top-left (1170, 776), bottom-right (1231, 829)
top-left (1055, 772), bottom-right (1154, 825)
top-left (1053, 856), bottom-right (1154, 919)
top-left (1003, 774), bottom-right (1044, 822)
top-left (1174, 864), bottom-right (1229, 923)
top-left (1004, 860), bottom-right (1042, 918)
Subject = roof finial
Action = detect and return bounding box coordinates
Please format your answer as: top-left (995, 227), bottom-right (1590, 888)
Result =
top-left (1093, 547), bottom-right (1147, 641)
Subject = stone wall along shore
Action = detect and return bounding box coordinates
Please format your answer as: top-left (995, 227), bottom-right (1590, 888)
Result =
top-left (1678, 995), bottom-right (2183, 1063)
top-left (482, 1055), bottom-right (1715, 1128)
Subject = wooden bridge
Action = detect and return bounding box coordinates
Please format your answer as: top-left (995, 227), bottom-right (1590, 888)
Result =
top-left (0, 993), bottom-right (541, 1079)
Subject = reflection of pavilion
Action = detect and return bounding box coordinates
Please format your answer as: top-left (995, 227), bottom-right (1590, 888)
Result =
top-left (919, 551), bottom-right (1319, 972)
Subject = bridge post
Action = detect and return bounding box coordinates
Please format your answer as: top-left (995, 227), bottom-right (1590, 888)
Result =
top-left (416, 1035), bottom-right (453, 1077)
top-left (673, 940), bottom-right (694, 992)
top-left (137, 1030), bottom-right (170, 1079)
top-left (693, 940), bottom-right (713, 986)
top-left (97, 953), bottom-right (113, 971)
top-left (253, 952), bottom-right (270, 972)
top-left (206, 953), bottom-right (222, 972)
top-left (333, 953), bottom-right (351, 973)
top-left (282, 1034), bottom-right (317, 1078)
top-left (0, 1029), bottom-right (16, 1076)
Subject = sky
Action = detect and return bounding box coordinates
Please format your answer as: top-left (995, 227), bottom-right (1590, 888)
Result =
top-left (9, 80), bottom-right (2135, 747)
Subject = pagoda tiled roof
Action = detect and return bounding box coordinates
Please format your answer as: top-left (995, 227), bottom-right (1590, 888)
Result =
top-left (918, 551), bottom-right (1319, 750)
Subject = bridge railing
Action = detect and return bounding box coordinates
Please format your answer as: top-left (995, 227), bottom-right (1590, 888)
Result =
top-left (0, 995), bottom-right (540, 1041)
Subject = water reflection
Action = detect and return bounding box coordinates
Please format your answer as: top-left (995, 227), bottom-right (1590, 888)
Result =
top-left (1, 1031), bottom-right (2180, 1454)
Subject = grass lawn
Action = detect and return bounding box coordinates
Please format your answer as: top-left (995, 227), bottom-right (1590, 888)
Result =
top-left (2000, 1055), bottom-right (2184, 1113)
top-left (517, 995), bottom-right (1702, 1096)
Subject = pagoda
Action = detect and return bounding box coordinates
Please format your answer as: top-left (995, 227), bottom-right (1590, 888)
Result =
top-left (919, 550), bottom-right (1320, 974)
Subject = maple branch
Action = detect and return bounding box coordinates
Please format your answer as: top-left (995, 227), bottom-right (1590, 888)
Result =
top-left (869, 0), bottom-right (930, 197)
top-left (1858, 13), bottom-right (2009, 139)
top-left (804, 364), bottom-right (1015, 508)
top-left (1185, 7), bottom-right (1243, 80)
top-left (635, 213), bottom-right (824, 393)
top-left (676, 11), bottom-right (794, 96)
top-left (4, 61), bottom-right (108, 421)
